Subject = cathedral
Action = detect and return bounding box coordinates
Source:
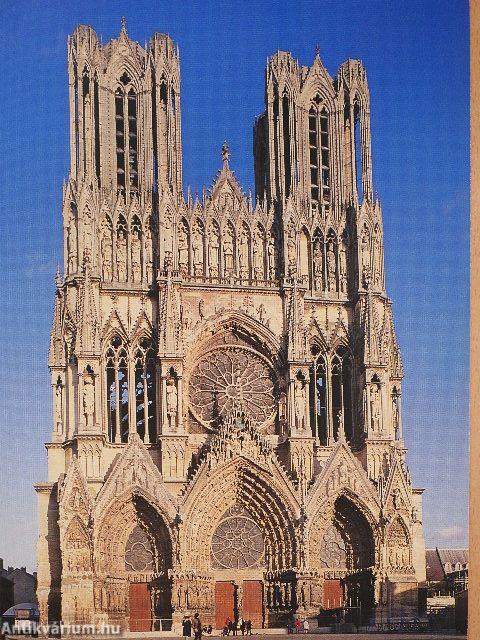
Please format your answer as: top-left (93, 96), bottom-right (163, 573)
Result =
top-left (35, 20), bottom-right (426, 631)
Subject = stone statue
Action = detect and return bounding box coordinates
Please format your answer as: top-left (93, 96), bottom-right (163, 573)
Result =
top-left (371, 384), bottom-right (381, 432)
top-left (166, 377), bottom-right (178, 431)
top-left (267, 234), bottom-right (276, 280)
top-left (209, 228), bottom-right (220, 276)
top-left (101, 224), bottom-right (113, 281)
top-left (313, 239), bottom-right (323, 290)
top-left (287, 228), bottom-right (296, 270)
top-left (192, 226), bottom-right (204, 275)
top-left (67, 217), bottom-right (78, 273)
top-left (144, 227), bottom-right (154, 282)
top-left (326, 241), bottom-right (336, 292)
top-left (178, 223), bottom-right (189, 275)
top-left (361, 231), bottom-right (370, 286)
top-left (162, 209), bottom-right (174, 261)
top-left (253, 228), bottom-right (264, 279)
top-left (83, 375), bottom-right (95, 429)
top-left (374, 231), bottom-right (382, 286)
top-left (131, 228), bottom-right (142, 283)
top-left (339, 239), bottom-right (347, 293)
top-left (83, 208), bottom-right (93, 255)
top-left (239, 229), bottom-right (249, 278)
top-left (223, 230), bottom-right (234, 275)
top-left (294, 377), bottom-right (307, 431)
top-left (54, 383), bottom-right (63, 433)
top-left (116, 229), bottom-right (127, 281)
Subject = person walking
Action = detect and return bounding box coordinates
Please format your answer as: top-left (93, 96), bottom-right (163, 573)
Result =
top-left (182, 615), bottom-right (192, 639)
top-left (193, 612), bottom-right (202, 640)
top-left (238, 617), bottom-right (245, 636)
top-left (294, 617), bottom-right (301, 634)
top-left (302, 618), bottom-right (309, 634)
top-left (245, 619), bottom-right (252, 635)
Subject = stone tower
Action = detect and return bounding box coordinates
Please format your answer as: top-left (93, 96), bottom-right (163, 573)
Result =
top-left (35, 22), bottom-right (426, 631)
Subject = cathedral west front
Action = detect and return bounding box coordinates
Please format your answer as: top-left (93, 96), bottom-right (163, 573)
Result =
top-left (35, 20), bottom-right (426, 631)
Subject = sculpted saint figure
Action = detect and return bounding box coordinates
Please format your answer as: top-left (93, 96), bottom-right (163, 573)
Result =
top-left (116, 230), bottom-right (127, 282)
top-left (67, 217), bottom-right (78, 273)
top-left (267, 235), bottom-right (276, 280)
top-left (339, 239), bottom-right (347, 293)
top-left (313, 240), bottom-right (323, 291)
top-left (144, 227), bottom-right (154, 281)
top-left (253, 229), bottom-right (263, 279)
top-left (371, 384), bottom-right (381, 432)
top-left (131, 229), bottom-right (142, 283)
top-left (287, 229), bottom-right (296, 270)
top-left (362, 231), bottom-right (370, 286)
top-left (192, 228), bottom-right (204, 275)
top-left (294, 377), bottom-right (307, 431)
top-left (209, 229), bottom-right (219, 276)
top-left (326, 241), bottom-right (337, 292)
top-left (101, 224), bottom-right (113, 281)
top-left (54, 383), bottom-right (63, 433)
top-left (166, 377), bottom-right (178, 431)
top-left (178, 224), bottom-right (189, 275)
top-left (83, 376), bottom-right (95, 429)
top-left (223, 231), bottom-right (234, 275)
top-left (239, 230), bottom-right (249, 278)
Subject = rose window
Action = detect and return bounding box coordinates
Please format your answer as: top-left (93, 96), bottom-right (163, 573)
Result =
top-left (211, 510), bottom-right (265, 569)
top-left (189, 346), bottom-right (277, 430)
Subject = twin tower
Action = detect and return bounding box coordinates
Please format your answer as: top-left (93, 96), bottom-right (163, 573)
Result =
top-left (37, 20), bottom-right (425, 631)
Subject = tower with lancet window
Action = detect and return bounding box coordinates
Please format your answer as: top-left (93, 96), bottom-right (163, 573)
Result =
top-left (36, 21), bottom-right (426, 632)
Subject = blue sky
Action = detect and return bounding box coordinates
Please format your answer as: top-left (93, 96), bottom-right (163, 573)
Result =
top-left (0, 0), bottom-right (469, 571)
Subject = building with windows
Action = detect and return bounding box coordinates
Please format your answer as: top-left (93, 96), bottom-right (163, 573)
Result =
top-left (35, 20), bottom-right (426, 630)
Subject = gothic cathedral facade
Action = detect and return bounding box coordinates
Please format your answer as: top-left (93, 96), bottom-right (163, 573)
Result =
top-left (35, 22), bottom-right (426, 630)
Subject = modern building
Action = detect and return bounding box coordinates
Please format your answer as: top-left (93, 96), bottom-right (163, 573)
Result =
top-left (35, 20), bottom-right (426, 630)
top-left (0, 559), bottom-right (37, 611)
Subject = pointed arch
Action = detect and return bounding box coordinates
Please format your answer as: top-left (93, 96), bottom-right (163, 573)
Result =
top-left (208, 219), bottom-right (221, 278)
top-left (192, 218), bottom-right (205, 277)
top-left (105, 335), bottom-right (129, 443)
top-left (238, 221), bottom-right (251, 280)
top-left (116, 215), bottom-right (128, 282)
top-left (133, 336), bottom-right (157, 444)
top-left (252, 222), bottom-right (266, 281)
top-left (326, 228), bottom-right (338, 293)
top-left (299, 226), bottom-right (310, 285)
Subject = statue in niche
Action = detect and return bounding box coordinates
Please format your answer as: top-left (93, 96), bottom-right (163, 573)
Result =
top-left (83, 375), bottom-right (95, 429)
top-left (313, 239), bottom-right (323, 291)
top-left (339, 238), bottom-right (347, 293)
top-left (178, 223), bottom-right (189, 275)
top-left (67, 217), bottom-right (78, 273)
top-left (252, 228), bottom-right (263, 279)
top-left (116, 229), bottom-right (127, 281)
top-left (101, 224), bottom-right (113, 281)
top-left (166, 376), bottom-right (178, 431)
top-left (392, 393), bottom-right (400, 438)
top-left (192, 226), bottom-right (204, 276)
top-left (267, 234), bottom-right (276, 280)
top-left (374, 231), bottom-right (382, 286)
top-left (370, 384), bottom-right (381, 432)
top-left (54, 382), bottom-right (63, 433)
top-left (83, 208), bottom-right (93, 255)
top-left (223, 229), bottom-right (234, 275)
top-left (294, 376), bottom-right (307, 431)
top-left (239, 229), bottom-right (249, 278)
top-left (209, 228), bottom-right (220, 276)
top-left (326, 241), bottom-right (337, 292)
top-left (144, 227), bottom-right (154, 282)
top-left (131, 228), bottom-right (142, 283)
top-left (287, 227), bottom-right (296, 271)
top-left (361, 231), bottom-right (370, 286)
top-left (162, 210), bottom-right (174, 262)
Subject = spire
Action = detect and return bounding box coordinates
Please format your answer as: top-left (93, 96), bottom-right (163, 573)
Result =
top-left (315, 43), bottom-right (320, 59)
top-left (158, 270), bottom-right (182, 357)
top-left (362, 288), bottom-right (380, 365)
top-left (48, 282), bottom-right (65, 368)
top-left (120, 16), bottom-right (127, 37)
top-left (221, 140), bottom-right (230, 168)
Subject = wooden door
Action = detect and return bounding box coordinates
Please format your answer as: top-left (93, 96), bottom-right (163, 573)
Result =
top-left (129, 582), bottom-right (152, 632)
top-left (323, 579), bottom-right (343, 610)
top-left (215, 582), bottom-right (235, 630)
top-left (242, 581), bottom-right (263, 628)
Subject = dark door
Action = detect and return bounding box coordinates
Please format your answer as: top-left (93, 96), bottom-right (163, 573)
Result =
top-left (129, 582), bottom-right (152, 632)
top-left (215, 582), bottom-right (235, 630)
top-left (242, 581), bottom-right (263, 628)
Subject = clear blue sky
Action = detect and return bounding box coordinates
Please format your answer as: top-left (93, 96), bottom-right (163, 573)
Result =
top-left (0, 0), bottom-right (469, 571)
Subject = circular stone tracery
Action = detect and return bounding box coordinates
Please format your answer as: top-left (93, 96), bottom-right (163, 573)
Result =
top-left (189, 346), bottom-right (277, 430)
top-left (211, 514), bottom-right (265, 570)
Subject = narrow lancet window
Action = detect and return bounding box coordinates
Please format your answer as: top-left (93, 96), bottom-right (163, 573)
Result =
top-left (282, 93), bottom-right (291, 197)
top-left (115, 88), bottom-right (125, 189)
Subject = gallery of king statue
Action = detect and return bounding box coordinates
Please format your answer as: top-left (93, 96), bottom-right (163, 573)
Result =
top-left (35, 20), bottom-right (426, 632)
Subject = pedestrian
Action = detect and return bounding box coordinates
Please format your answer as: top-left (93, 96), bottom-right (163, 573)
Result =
top-left (232, 619), bottom-right (238, 636)
top-left (182, 615), bottom-right (192, 639)
top-left (246, 619), bottom-right (252, 635)
top-left (193, 612), bottom-right (202, 640)
top-left (239, 617), bottom-right (245, 635)
top-left (294, 617), bottom-right (301, 634)
top-left (303, 618), bottom-right (309, 634)
top-left (225, 617), bottom-right (232, 636)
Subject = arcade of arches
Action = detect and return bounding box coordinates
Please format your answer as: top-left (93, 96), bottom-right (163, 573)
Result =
top-left (37, 21), bottom-right (426, 634)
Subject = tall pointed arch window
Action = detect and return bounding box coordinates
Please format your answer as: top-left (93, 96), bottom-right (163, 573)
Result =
top-left (354, 101), bottom-right (362, 202)
top-left (310, 346), bottom-right (327, 442)
top-left (134, 339), bottom-right (156, 444)
top-left (93, 73), bottom-right (101, 184)
top-left (106, 336), bottom-right (129, 443)
top-left (82, 66), bottom-right (90, 175)
top-left (115, 72), bottom-right (139, 191)
top-left (282, 92), bottom-right (292, 197)
top-left (308, 96), bottom-right (331, 205)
